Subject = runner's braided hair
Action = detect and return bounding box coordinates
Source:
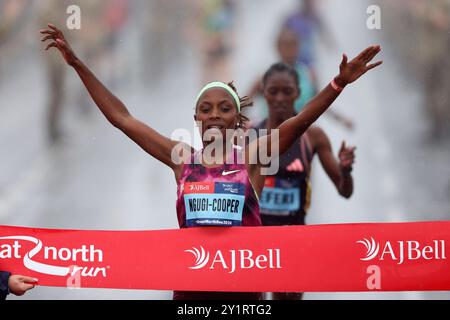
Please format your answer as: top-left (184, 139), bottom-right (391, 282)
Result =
top-left (226, 81), bottom-right (253, 130)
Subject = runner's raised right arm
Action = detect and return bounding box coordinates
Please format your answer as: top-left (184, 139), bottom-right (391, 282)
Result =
top-left (40, 24), bottom-right (186, 171)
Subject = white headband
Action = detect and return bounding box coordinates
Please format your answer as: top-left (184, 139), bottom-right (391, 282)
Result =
top-left (196, 82), bottom-right (241, 112)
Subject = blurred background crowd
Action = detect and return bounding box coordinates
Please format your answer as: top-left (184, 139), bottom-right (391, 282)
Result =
top-left (0, 0), bottom-right (449, 299)
top-left (381, 0), bottom-right (450, 139)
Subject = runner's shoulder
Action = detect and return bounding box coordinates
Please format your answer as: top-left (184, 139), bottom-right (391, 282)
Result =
top-left (306, 126), bottom-right (328, 148)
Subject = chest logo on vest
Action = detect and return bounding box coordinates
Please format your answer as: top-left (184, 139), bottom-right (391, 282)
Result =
top-left (286, 159), bottom-right (304, 172)
top-left (222, 170), bottom-right (241, 176)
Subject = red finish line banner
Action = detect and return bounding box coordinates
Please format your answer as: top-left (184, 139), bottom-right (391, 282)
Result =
top-left (0, 222), bottom-right (449, 292)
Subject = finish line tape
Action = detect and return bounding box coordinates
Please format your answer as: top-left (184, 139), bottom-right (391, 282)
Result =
top-left (1, 222), bottom-right (449, 292)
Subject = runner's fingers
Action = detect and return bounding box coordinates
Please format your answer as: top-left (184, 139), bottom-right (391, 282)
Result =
top-left (47, 23), bottom-right (60, 33)
top-left (346, 148), bottom-right (356, 157)
top-left (344, 153), bottom-right (356, 160)
top-left (45, 42), bottom-right (58, 51)
top-left (340, 54), bottom-right (348, 68)
top-left (343, 146), bottom-right (356, 155)
top-left (360, 45), bottom-right (374, 61)
top-left (340, 153), bottom-right (355, 163)
top-left (364, 45), bottom-right (381, 63)
top-left (47, 24), bottom-right (65, 39)
top-left (367, 60), bottom-right (383, 71)
top-left (22, 283), bottom-right (35, 291)
top-left (20, 276), bottom-right (39, 283)
top-left (362, 45), bottom-right (380, 62)
top-left (39, 29), bottom-right (56, 36)
top-left (342, 158), bottom-right (355, 167)
top-left (355, 46), bottom-right (372, 61)
top-left (41, 35), bottom-right (55, 42)
top-left (340, 149), bottom-right (354, 157)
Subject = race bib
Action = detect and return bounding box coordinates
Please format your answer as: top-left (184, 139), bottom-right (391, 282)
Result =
top-left (260, 177), bottom-right (300, 215)
top-left (184, 182), bottom-right (245, 226)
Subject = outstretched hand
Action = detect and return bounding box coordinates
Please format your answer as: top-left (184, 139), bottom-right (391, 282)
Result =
top-left (40, 24), bottom-right (77, 66)
top-left (338, 45), bottom-right (382, 86)
top-left (8, 275), bottom-right (38, 296)
top-left (338, 141), bottom-right (356, 173)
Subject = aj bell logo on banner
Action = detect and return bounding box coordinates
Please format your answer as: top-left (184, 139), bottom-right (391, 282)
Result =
top-left (0, 236), bottom-right (108, 278)
top-left (185, 246), bottom-right (282, 274)
top-left (357, 237), bottom-right (447, 265)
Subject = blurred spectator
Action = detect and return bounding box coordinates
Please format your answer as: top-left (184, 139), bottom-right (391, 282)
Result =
top-left (381, 0), bottom-right (450, 139)
top-left (246, 27), bottom-right (317, 125)
top-left (283, 0), bottom-right (336, 83)
top-left (247, 27), bottom-right (353, 130)
top-left (38, 0), bottom-right (70, 143)
top-left (38, 0), bottom-right (126, 143)
top-left (100, 0), bottom-right (130, 89)
top-left (188, 0), bottom-right (236, 83)
top-left (0, 0), bottom-right (30, 45)
top-left (137, 0), bottom-right (187, 81)
top-left (0, 0), bottom-right (33, 82)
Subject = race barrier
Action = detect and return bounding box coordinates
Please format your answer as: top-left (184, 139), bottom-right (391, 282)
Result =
top-left (1, 222), bottom-right (449, 292)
